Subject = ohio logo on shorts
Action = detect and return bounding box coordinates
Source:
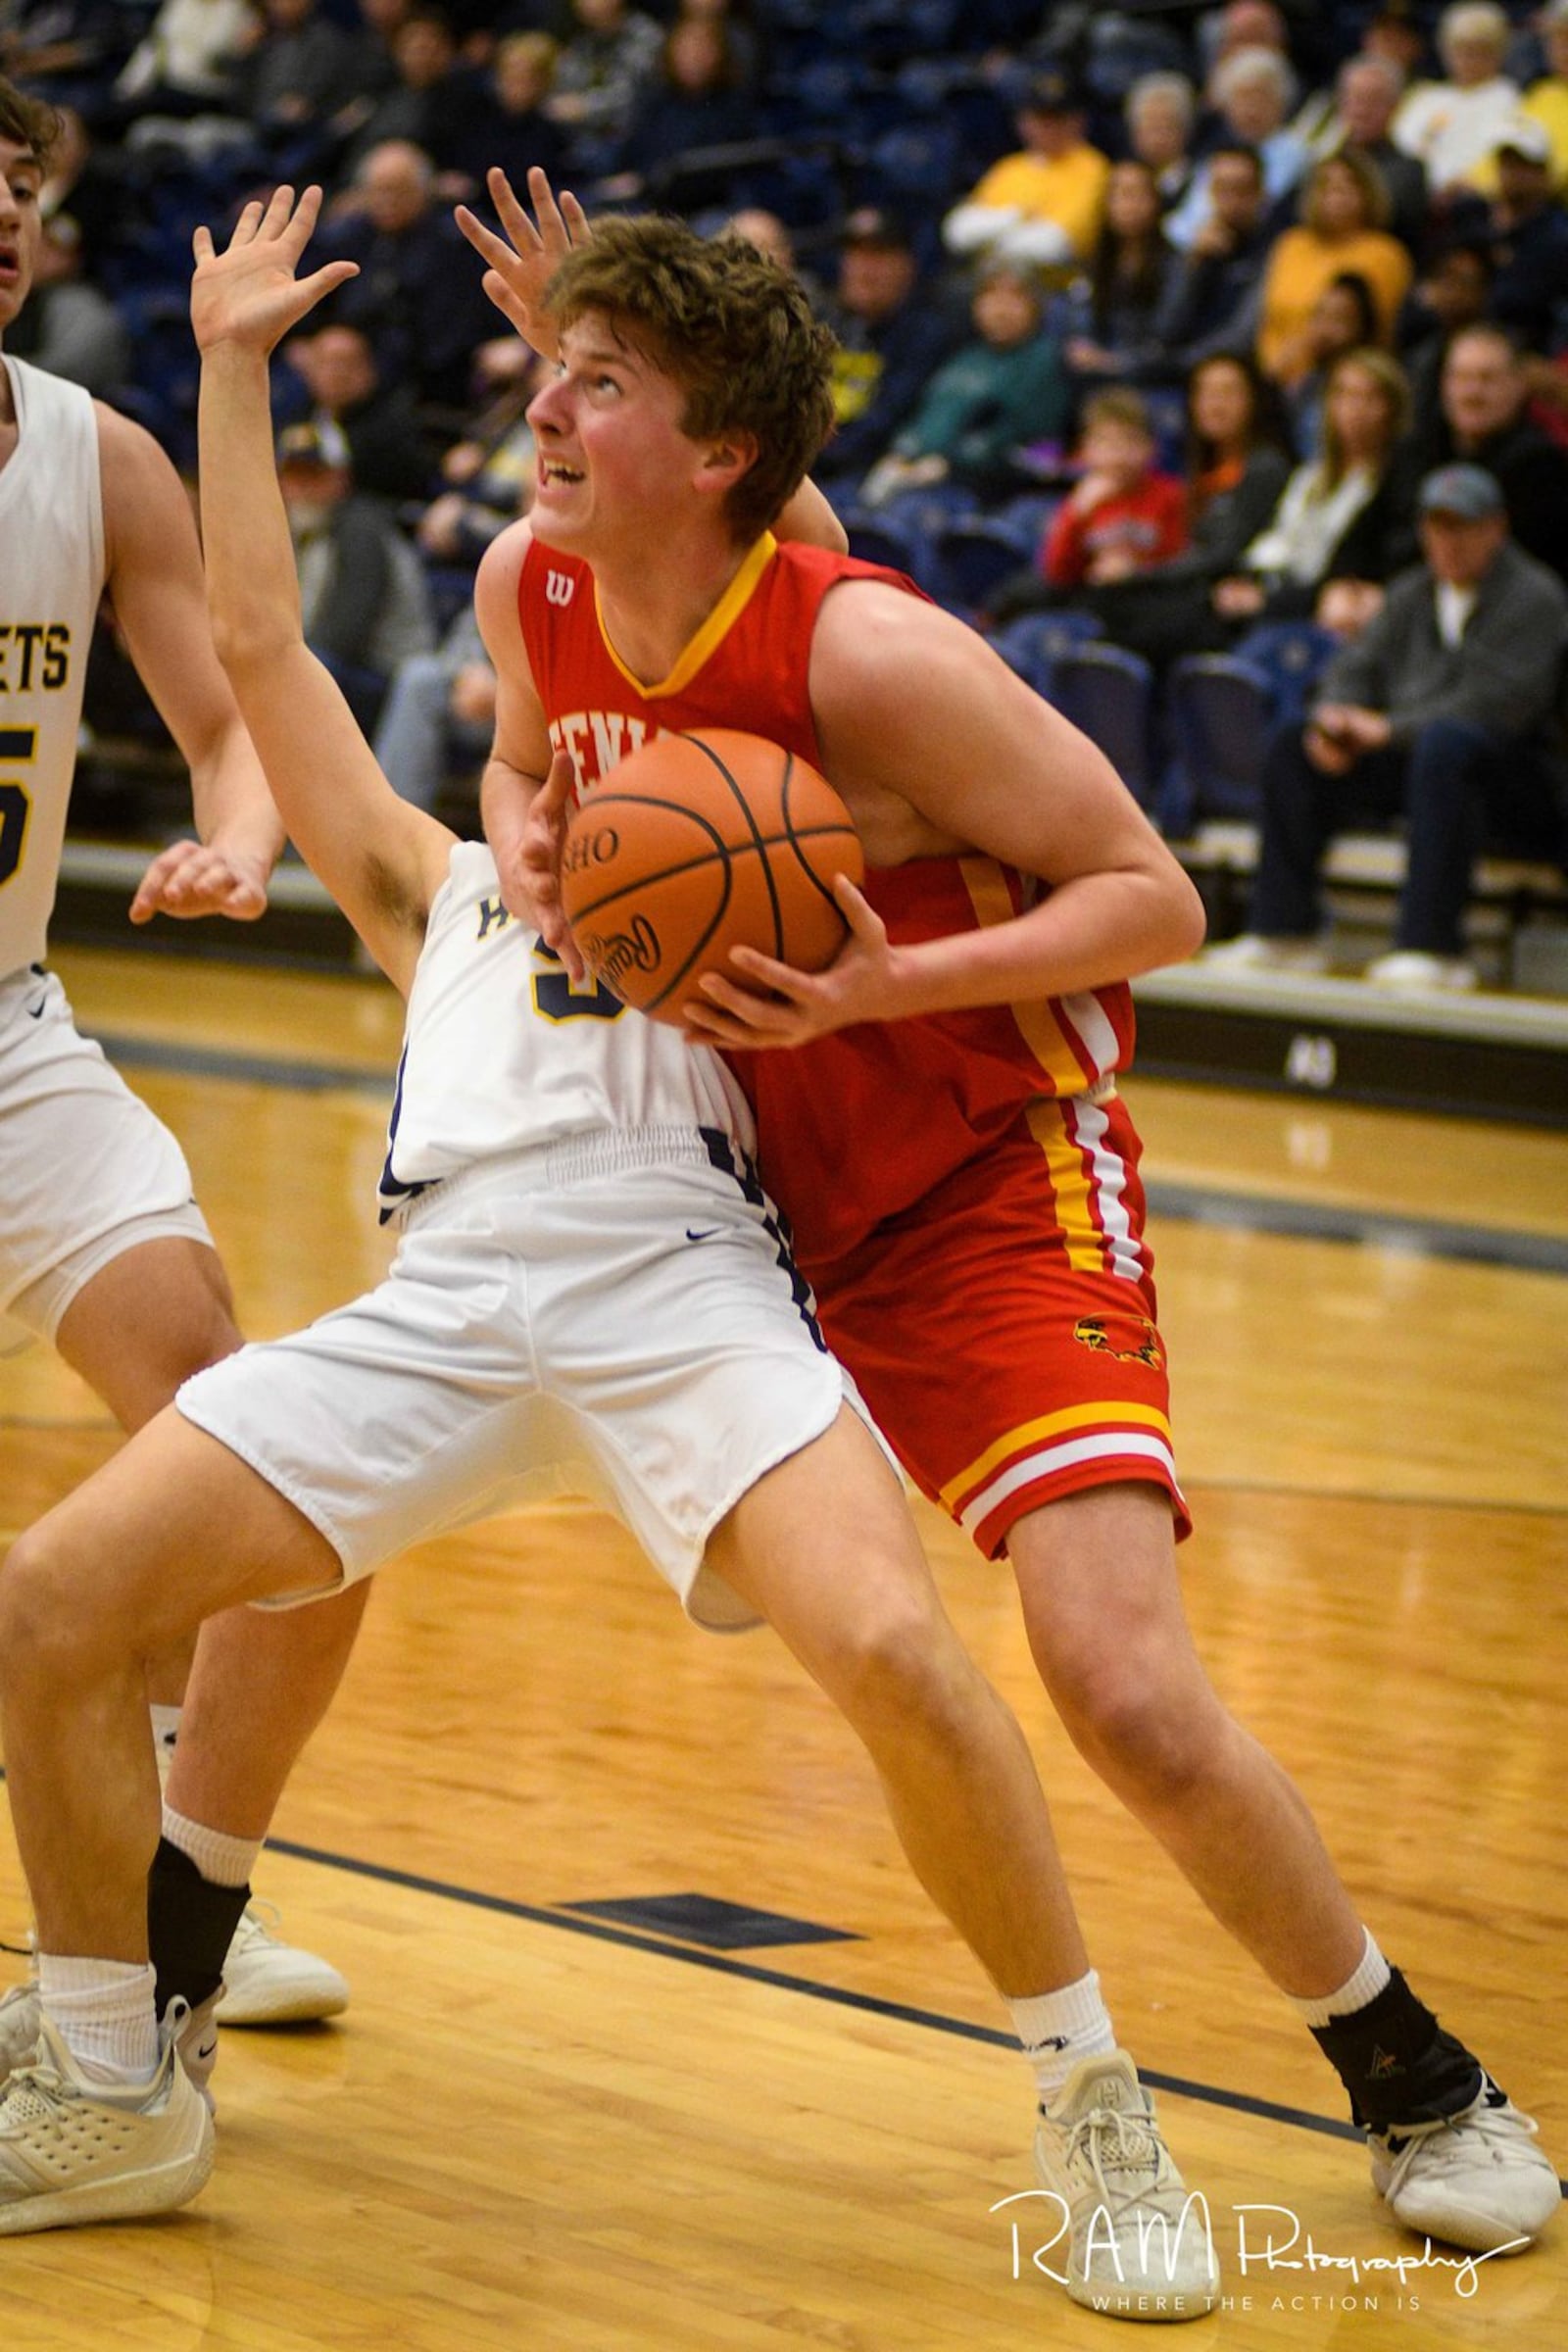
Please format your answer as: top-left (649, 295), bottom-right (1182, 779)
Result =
top-left (1072, 1313), bottom-right (1164, 1370)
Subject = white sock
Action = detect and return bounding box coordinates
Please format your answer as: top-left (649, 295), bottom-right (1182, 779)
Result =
top-left (36, 1953), bottom-right (160, 2085)
top-left (1289, 1928), bottom-right (1392, 2028)
top-left (162, 1804), bottom-right (262, 1890)
top-left (150, 1704), bottom-right (181, 1788)
top-left (1008, 1969), bottom-right (1118, 2105)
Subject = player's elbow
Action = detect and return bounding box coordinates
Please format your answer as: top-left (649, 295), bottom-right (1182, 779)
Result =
top-left (209, 605), bottom-right (300, 686)
top-left (1160, 863), bottom-right (1208, 967)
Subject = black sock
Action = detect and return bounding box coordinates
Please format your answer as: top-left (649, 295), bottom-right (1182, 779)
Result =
top-left (1310, 1965), bottom-right (1488, 2132)
top-left (147, 1837), bottom-right (250, 2016)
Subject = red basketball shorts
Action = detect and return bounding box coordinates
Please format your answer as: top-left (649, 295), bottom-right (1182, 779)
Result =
top-left (807, 1089), bottom-right (1190, 1558)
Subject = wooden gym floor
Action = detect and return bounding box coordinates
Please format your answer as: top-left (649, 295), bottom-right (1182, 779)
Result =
top-left (0, 945), bottom-right (1563, 2351)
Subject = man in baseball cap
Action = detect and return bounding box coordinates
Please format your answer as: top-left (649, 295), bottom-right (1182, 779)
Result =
top-left (1212, 459), bottom-right (1568, 991)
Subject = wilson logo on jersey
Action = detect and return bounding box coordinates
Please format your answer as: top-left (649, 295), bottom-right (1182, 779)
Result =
top-left (544, 570), bottom-right (575, 608)
top-left (1072, 1315), bottom-right (1164, 1370)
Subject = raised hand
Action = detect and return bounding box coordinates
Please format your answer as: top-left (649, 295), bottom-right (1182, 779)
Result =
top-left (128, 836), bottom-right (272, 925)
top-left (190, 184), bottom-right (359, 358)
top-left (454, 166), bottom-right (592, 363)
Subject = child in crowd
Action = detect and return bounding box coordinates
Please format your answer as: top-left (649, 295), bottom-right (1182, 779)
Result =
top-left (1041, 387), bottom-right (1188, 587)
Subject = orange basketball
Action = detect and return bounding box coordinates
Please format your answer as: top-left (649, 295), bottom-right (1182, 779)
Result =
top-left (559, 729), bottom-right (863, 1022)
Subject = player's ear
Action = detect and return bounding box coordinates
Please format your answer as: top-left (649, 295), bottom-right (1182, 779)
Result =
top-left (696, 431), bottom-right (759, 498)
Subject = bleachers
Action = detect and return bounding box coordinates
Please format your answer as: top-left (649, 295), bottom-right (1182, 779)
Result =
top-left (33, 0), bottom-right (1565, 1029)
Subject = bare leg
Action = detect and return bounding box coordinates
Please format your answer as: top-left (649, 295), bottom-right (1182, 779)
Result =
top-left (52, 1235), bottom-right (368, 1778)
top-left (168, 1584), bottom-right (372, 1839)
top-left (0, 1408), bottom-right (342, 1961)
top-left (55, 1237), bottom-right (240, 1707)
top-left (1009, 1483), bottom-right (1365, 1997)
top-left (707, 1408), bottom-right (1087, 1997)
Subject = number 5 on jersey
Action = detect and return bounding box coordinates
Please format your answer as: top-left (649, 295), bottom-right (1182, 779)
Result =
top-left (0, 730), bottom-right (34, 888)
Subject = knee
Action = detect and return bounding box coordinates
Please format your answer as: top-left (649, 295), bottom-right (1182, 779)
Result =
top-left (1408, 719), bottom-right (1494, 785)
top-left (0, 1527), bottom-right (105, 1690)
top-left (830, 1598), bottom-right (982, 1747)
top-left (1032, 1631), bottom-right (1224, 1807)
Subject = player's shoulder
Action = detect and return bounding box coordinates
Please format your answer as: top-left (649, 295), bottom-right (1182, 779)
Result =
top-left (93, 401), bottom-right (190, 528)
top-left (92, 398), bottom-right (179, 486)
top-left (90, 401), bottom-right (203, 581)
top-left (809, 569), bottom-right (1018, 720)
top-left (813, 567), bottom-right (964, 659)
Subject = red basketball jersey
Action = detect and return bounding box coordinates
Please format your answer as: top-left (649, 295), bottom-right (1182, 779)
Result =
top-left (518, 532), bottom-right (1137, 1270)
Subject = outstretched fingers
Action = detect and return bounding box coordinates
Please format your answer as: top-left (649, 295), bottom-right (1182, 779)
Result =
top-left (454, 204), bottom-right (517, 274)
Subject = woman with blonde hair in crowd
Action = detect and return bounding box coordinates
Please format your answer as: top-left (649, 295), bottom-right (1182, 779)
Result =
top-left (1218, 343), bottom-right (1420, 631)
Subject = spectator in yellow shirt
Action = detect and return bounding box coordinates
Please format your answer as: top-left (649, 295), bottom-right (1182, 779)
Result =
top-left (943, 70), bottom-right (1110, 270)
top-left (1256, 151), bottom-right (1413, 386)
top-left (1521, 0), bottom-right (1568, 187)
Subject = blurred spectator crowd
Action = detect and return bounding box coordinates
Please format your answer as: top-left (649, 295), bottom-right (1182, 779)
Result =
top-left (9, 0), bottom-right (1567, 972)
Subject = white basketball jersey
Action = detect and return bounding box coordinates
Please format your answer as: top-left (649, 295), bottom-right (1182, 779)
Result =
top-left (378, 840), bottom-right (757, 1219)
top-left (0, 357), bottom-right (105, 975)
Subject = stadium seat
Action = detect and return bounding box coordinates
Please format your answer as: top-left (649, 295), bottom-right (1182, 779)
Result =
top-left (931, 516), bottom-right (1030, 615)
top-left (1048, 642), bottom-right (1158, 806)
top-left (991, 609), bottom-right (1103, 697)
top-left (840, 510), bottom-right (936, 588)
top-left (1233, 620), bottom-right (1340, 727)
top-left (1166, 654), bottom-right (1275, 829)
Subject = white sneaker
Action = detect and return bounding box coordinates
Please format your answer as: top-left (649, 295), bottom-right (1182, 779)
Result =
top-left (1371, 2078), bottom-right (1561, 2253)
top-left (0, 1983), bottom-right (40, 2080)
top-left (1363, 950), bottom-right (1479, 993)
top-left (217, 1902), bottom-right (349, 2026)
top-left (0, 2002), bottom-right (214, 2234)
top-left (0, 1980), bottom-right (220, 2113)
top-left (1204, 933), bottom-right (1330, 974)
top-left (1033, 2051), bottom-right (1220, 2320)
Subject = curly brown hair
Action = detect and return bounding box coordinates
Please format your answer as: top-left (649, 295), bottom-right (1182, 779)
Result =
top-left (0, 76), bottom-right (61, 172)
top-left (547, 214), bottom-right (839, 546)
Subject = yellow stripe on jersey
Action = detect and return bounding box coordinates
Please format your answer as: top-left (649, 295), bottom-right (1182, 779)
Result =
top-left (956, 857), bottom-right (1086, 1095)
top-left (595, 533), bottom-right (778, 701)
top-left (1024, 1096), bottom-right (1110, 1276)
top-left (939, 1397), bottom-right (1175, 1514)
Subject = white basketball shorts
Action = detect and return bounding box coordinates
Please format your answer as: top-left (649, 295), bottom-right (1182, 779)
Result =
top-left (0, 965), bottom-right (214, 1342)
top-left (177, 1128), bottom-right (880, 1631)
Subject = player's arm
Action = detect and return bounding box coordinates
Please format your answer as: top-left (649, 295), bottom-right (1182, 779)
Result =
top-left (474, 520), bottom-right (586, 971)
top-left (94, 407), bottom-right (285, 925)
top-left (191, 186), bottom-right (454, 994)
top-left (775, 474), bottom-right (847, 555)
top-left (688, 583), bottom-right (1206, 1046)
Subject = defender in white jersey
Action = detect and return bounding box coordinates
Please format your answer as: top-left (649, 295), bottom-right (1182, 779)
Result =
top-left (0, 188), bottom-right (1112, 2252)
top-left (0, 81), bottom-right (354, 2040)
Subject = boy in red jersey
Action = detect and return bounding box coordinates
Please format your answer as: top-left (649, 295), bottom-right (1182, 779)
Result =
top-left (463, 175), bottom-right (1560, 2295)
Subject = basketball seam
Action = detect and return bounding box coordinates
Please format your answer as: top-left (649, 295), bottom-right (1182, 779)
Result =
top-left (686, 733), bottom-right (786, 961)
top-left (779, 756), bottom-right (855, 913)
